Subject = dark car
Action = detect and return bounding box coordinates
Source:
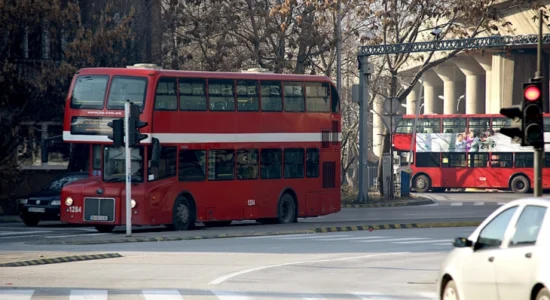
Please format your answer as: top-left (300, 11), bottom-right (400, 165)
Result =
top-left (17, 172), bottom-right (89, 226)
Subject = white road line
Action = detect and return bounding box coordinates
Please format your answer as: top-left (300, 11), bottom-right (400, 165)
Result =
top-left (0, 231), bottom-right (50, 237)
top-left (278, 234), bottom-right (352, 240)
top-left (45, 233), bottom-right (107, 239)
top-left (301, 292), bottom-right (325, 300)
top-left (315, 236), bottom-right (385, 241)
top-left (142, 289), bottom-right (182, 300)
top-left (393, 239), bottom-right (452, 244)
top-left (417, 291), bottom-right (438, 299)
top-left (240, 234), bottom-right (309, 239)
top-left (497, 202), bottom-right (506, 205)
top-left (432, 243), bottom-right (453, 246)
top-left (209, 252), bottom-right (409, 285)
top-left (355, 238), bottom-right (430, 243)
top-left (211, 290), bottom-right (253, 300)
top-left (0, 289), bottom-right (34, 300)
top-left (474, 202), bottom-right (485, 206)
top-left (450, 202), bottom-right (463, 206)
top-left (347, 291), bottom-right (385, 299)
top-left (69, 289), bottom-right (108, 300)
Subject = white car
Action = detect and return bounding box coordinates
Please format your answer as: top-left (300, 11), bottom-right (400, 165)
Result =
top-left (436, 197), bottom-right (549, 300)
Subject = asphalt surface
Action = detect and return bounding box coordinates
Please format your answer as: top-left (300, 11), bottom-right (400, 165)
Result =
top-left (0, 227), bottom-right (476, 300)
top-left (0, 201), bottom-right (499, 245)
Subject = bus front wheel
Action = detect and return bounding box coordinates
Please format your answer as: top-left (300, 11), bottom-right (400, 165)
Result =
top-left (277, 193), bottom-right (297, 224)
top-left (510, 175), bottom-right (530, 193)
top-left (413, 174), bottom-right (431, 193)
top-left (171, 196), bottom-right (196, 231)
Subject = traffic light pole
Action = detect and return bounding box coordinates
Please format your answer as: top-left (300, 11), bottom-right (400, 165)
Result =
top-left (534, 9), bottom-right (544, 197)
top-left (124, 100), bottom-right (132, 236)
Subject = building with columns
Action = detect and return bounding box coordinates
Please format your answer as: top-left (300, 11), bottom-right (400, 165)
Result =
top-left (370, 3), bottom-right (550, 158)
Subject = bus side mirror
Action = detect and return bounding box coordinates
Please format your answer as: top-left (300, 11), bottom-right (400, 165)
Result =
top-left (150, 138), bottom-right (161, 168)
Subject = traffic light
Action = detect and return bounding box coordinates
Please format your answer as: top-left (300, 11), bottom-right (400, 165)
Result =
top-left (128, 103), bottom-right (148, 147)
top-left (499, 105), bottom-right (525, 146)
top-left (522, 79), bottom-right (544, 148)
top-left (107, 118), bottom-right (124, 147)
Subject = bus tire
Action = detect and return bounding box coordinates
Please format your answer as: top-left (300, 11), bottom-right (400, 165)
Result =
top-left (510, 175), bottom-right (530, 193)
top-left (171, 195), bottom-right (196, 231)
top-left (277, 193), bottom-right (297, 224)
top-left (413, 174), bottom-right (431, 193)
top-left (95, 225), bottom-right (115, 233)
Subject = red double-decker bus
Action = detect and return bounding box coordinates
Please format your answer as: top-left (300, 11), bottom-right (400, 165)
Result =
top-left (393, 113), bottom-right (550, 193)
top-left (60, 64), bottom-right (341, 232)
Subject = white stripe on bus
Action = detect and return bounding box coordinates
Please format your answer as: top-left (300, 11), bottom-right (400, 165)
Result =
top-left (63, 131), bottom-right (342, 143)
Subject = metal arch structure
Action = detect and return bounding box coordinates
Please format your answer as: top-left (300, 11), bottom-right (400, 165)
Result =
top-left (358, 33), bottom-right (550, 56)
top-left (355, 33), bottom-right (550, 203)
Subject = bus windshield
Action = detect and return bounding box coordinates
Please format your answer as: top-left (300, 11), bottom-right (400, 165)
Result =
top-left (71, 75), bottom-right (109, 109)
top-left (107, 76), bottom-right (148, 110)
top-left (103, 146), bottom-right (145, 183)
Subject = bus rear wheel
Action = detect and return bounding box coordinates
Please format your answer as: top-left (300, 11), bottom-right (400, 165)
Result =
top-left (510, 175), bottom-right (530, 193)
top-left (277, 193), bottom-right (297, 224)
top-left (413, 174), bottom-right (431, 193)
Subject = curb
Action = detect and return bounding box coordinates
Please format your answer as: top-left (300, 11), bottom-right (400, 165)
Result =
top-left (341, 198), bottom-right (434, 208)
top-left (34, 229), bottom-right (317, 245)
top-left (0, 253), bottom-right (123, 267)
top-left (0, 215), bottom-right (20, 223)
top-left (314, 221), bottom-right (481, 233)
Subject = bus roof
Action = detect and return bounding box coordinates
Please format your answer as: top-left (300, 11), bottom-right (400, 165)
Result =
top-left (75, 66), bottom-right (335, 84)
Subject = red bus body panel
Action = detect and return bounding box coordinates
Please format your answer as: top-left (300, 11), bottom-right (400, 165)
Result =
top-left (393, 113), bottom-right (550, 190)
top-left (60, 67), bottom-right (341, 226)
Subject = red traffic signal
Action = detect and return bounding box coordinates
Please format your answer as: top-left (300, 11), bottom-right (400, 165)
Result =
top-left (524, 85), bottom-right (541, 101)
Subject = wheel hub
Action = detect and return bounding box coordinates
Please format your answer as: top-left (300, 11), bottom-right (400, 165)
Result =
top-left (177, 204), bottom-right (189, 224)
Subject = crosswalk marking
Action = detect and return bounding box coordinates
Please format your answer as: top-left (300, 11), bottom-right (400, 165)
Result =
top-left (69, 289), bottom-right (108, 300)
top-left (142, 289), bottom-right (182, 300)
top-left (450, 202), bottom-right (463, 206)
top-left (0, 289), bottom-right (34, 300)
top-left (474, 202), bottom-right (485, 206)
top-left (498, 202), bottom-right (506, 205)
top-left (0, 289), bottom-right (439, 299)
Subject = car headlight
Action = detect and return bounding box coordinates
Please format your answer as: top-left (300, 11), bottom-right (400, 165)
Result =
top-left (131, 199), bottom-right (136, 208)
top-left (18, 199), bottom-right (27, 205)
top-left (51, 200), bottom-right (61, 206)
top-left (65, 197), bottom-right (73, 206)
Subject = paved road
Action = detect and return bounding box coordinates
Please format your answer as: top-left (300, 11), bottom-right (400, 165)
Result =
top-left (417, 191), bottom-right (533, 203)
top-left (0, 227), bottom-right (476, 300)
top-left (0, 201), bottom-right (496, 245)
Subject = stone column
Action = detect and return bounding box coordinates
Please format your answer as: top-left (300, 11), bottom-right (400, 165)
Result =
top-left (433, 64), bottom-right (466, 114)
top-left (474, 55), bottom-right (493, 113)
top-left (491, 53), bottom-right (515, 109)
top-left (422, 70), bottom-right (443, 114)
top-left (454, 57), bottom-right (486, 114)
top-left (404, 83), bottom-right (421, 115)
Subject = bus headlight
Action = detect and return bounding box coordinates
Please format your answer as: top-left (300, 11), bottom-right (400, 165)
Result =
top-left (131, 199), bottom-right (136, 208)
top-left (51, 200), bottom-right (61, 206)
top-left (65, 197), bottom-right (73, 206)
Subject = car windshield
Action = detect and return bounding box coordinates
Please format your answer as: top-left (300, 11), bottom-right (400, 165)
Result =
top-left (43, 175), bottom-right (87, 191)
top-left (103, 146), bottom-right (144, 183)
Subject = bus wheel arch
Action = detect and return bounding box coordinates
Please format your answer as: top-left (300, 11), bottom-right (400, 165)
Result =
top-left (277, 188), bottom-right (298, 224)
top-left (412, 173), bottom-right (432, 193)
top-left (169, 191), bottom-right (197, 230)
top-left (509, 174), bottom-right (530, 193)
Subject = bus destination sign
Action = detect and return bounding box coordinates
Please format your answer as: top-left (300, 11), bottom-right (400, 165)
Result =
top-left (70, 116), bottom-right (118, 135)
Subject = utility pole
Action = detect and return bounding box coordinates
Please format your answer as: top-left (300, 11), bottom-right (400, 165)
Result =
top-left (124, 100), bottom-right (132, 236)
top-left (336, 0), bottom-right (342, 93)
top-left (357, 56), bottom-right (371, 203)
top-left (534, 9), bottom-right (544, 197)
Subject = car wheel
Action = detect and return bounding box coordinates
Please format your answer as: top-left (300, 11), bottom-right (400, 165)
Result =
top-left (442, 280), bottom-right (459, 300)
top-left (536, 287), bottom-right (550, 300)
top-left (21, 214), bottom-right (40, 227)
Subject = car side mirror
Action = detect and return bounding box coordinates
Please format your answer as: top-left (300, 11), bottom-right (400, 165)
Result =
top-left (453, 237), bottom-right (473, 248)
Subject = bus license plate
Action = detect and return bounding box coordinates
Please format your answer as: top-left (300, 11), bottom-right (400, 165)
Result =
top-left (28, 207), bottom-right (45, 213)
top-left (90, 215), bottom-right (108, 221)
